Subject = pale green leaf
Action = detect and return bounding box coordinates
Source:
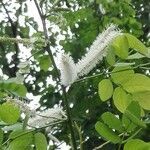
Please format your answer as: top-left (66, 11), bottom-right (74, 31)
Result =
top-left (122, 74), bottom-right (150, 93)
top-left (132, 92), bottom-right (150, 110)
top-left (113, 87), bottom-right (132, 113)
top-left (98, 79), bottom-right (113, 101)
top-left (111, 66), bottom-right (134, 85)
top-left (8, 130), bottom-right (34, 150)
top-left (34, 132), bottom-right (47, 150)
top-left (106, 46), bottom-right (116, 66)
top-left (112, 35), bottom-right (129, 59)
top-left (125, 33), bottom-right (148, 55)
top-left (0, 102), bottom-right (20, 124)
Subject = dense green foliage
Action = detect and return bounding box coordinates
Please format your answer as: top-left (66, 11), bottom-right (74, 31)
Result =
top-left (0, 0), bottom-right (149, 149)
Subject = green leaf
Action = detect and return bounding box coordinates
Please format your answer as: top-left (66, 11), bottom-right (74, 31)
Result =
top-left (101, 112), bottom-right (124, 132)
top-left (98, 79), bottom-right (113, 101)
top-left (34, 132), bottom-right (47, 150)
top-left (95, 121), bottom-right (121, 143)
top-left (124, 110), bottom-right (146, 128)
top-left (111, 66), bottom-right (134, 85)
top-left (0, 80), bottom-right (27, 97)
top-left (113, 87), bottom-right (132, 113)
top-left (124, 139), bottom-right (150, 150)
top-left (9, 129), bottom-right (34, 139)
top-left (0, 102), bottom-right (20, 124)
top-left (132, 92), bottom-right (150, 110)
top-left (106, 46), bottom-right (116, 66)
top-left (38, 55), bottom-right (51, 72)
top-left (122, 101), bottom-right (141, 132)
top-left (8, 130), bottom-right (34, 150)
top-left (122, 74), bottom-right (150, 93)
top-left (125, 33), bottom-right (148, 55)
top-left (112, 35), bottom-right (129, 59)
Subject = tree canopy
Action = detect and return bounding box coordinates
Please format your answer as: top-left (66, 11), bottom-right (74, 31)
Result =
top-left (0, 0), bottom-right (149, 149)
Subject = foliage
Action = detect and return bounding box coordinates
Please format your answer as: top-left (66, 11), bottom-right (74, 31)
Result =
top-left (0, 0), bottom-right (149, 150)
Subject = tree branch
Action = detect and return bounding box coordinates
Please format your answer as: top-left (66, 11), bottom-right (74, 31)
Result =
top-left (33, 0), bottom-right (77, 149)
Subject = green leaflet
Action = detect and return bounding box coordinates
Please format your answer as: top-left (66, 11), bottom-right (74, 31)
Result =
top-left (124, 33), bottom-right (148, 55)
top-left (95, 121), bottom-right (121, 144)
top-left (113, 87), bottom-right (132, 113)
top-left (101, 112), bottom-right (124, 132)
top-left (38, 55), bottom-right (52, 72)
top-left (98, 79), bottom-right (113, 101)
top-left (124, 139), bottom-right (150, 150)
top-left (132, 92), bottom-right (150, 110)
top-left (0, 102), bottom-right (20, 124)
top-left (34, 132), bottom-right (47, 150)
top-left (122, 101), bottom-right (141, 132)
top-left (0, 80), bottom-right (27, 97)
top-left (8, 130), bottom-right (34, 150)
top-left (112, 34), bottom-right (129, 59)
top-left (122, 73), bottom-right (150, 93)
top-left (106, 46), bottom-right (116, 66)
top-left (111, 66), bottom-right (134, 85)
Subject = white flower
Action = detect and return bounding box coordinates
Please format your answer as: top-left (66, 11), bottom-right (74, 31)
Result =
top-left (59, 24), bottom-right (121, 85)
top-left (59, 54), bottom-right (77, 86)
top-left (28, 107), bottom-right (67, 128)
top-left (47, 133), bottom-right (60, 143)
top-left (76, 24), bottom-right (121, 77)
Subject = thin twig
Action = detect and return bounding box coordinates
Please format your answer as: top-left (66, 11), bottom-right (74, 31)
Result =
top-left (122, 128), bottom-right (142, 144)
top-left (75, 62), bottom-right (150, 83)
top-left (93, 133), bottom-right (124, 150)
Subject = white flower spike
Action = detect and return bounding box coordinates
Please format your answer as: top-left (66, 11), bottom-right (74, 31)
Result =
top-left (76, 24), bottom-right (121, 77)
top-left (28, 107), bottom-right (67, 128)
top-left (59, 24), bottom-right (121, 86)
top-left (59, 53), bottom-right (77, 86)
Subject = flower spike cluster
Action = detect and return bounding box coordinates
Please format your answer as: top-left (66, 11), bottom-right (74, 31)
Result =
top-left (28, 107), bottom-right (67, 128)
top-left (59, 24), bottom-right (121, 86)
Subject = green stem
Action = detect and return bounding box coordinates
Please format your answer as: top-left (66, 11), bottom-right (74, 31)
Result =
top-left (74, 122), bottom-right (83, 150)
top-left (122, 128), bottom-right (142, 144)
top-left (75, 62), bottom-right (150, 83)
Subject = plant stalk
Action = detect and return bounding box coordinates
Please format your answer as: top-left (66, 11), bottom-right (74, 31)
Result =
top-left (33, 0), bottom-right (77, 149)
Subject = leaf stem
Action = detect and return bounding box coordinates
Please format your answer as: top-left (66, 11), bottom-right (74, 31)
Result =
top-left (75, 62), bottom-right (150, 83)
top-left (122, 128), bottom-right (142, 143)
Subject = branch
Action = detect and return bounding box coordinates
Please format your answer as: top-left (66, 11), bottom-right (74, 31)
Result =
top-left (33, 0), bottom-right (77, 149)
